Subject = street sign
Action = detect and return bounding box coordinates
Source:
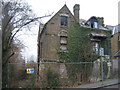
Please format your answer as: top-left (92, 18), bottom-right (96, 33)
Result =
top-left (107, 62), bottom-right (112, 67)
top-left (26, 68), bottom-right (34, 74)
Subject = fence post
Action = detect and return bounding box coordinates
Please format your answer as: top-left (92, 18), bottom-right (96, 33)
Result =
top-left (100, 57), bottom-right (104, 86)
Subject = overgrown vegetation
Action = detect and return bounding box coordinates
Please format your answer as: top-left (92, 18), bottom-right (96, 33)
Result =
top-left (57, 22), bottom-right (99, 83)
top-left (2, 0), bottom-right (52, 88)
top-left (57, 22), bottom-right (111, 84)
top-left (58, 22), bottom-right (98, 62)
top-left (44, 68), bottom-right (60, 88)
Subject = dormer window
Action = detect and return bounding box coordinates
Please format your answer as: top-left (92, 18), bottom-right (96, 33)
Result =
top-left (94, 22), bottom-right (98, 28)
top-left (60, 16), bottom-right (68, 27)
top-left (91, 22), bottom-right (98, 28)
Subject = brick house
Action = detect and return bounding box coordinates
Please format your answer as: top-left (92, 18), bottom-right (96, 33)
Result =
top-left (37, 4), bottom-right (111, 63)
top-left (111, 24), bottom-right (120, 58)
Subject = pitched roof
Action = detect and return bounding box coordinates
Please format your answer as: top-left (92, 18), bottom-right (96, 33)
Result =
top-left (39, 4), bottom-right (76, 37)
top-left (46, 4), bottom-right (75, 24)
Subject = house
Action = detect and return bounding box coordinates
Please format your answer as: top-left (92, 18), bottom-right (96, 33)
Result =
top-left (37, 4), bottom-right (111, 63)
top-left (111, 24), bottom-right (120, 58)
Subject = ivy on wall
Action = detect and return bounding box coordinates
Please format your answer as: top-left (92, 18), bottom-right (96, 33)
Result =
top-left (57, 21), bottom-right (111, 62)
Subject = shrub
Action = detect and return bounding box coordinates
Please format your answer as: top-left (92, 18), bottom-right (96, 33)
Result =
top-left (44, 68), bottom-right (60, 88)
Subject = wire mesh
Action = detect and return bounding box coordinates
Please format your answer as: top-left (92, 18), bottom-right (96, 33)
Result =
top-left (7, 60), bottom-right (118, 88)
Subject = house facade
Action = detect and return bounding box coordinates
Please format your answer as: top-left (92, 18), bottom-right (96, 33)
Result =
top-left (38, 4), bottom-right (79, 62)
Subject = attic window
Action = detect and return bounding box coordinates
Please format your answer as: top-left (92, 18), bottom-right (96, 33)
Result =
top-left (94, 22), bottom-right (98, 28)
top-left (91, 22), bottom-right (98, 28)
top-left (60, 16), bottom-right (68, 27)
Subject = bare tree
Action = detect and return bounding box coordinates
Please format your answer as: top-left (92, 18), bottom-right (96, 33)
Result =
top-left (2, 0), bottom-right (52, 67)
top-left (2, 0), bottom-right (52, 88)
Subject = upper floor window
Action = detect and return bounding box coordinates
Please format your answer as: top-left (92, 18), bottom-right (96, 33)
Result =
top-left (91, 22), bottom-right (98, 28)
top-left (60, 36), bottom-right (67, 44)
top-left (60, 16), bottom-right (68, 27)
top-left (92, 42), bottom-right (99, 54)
top-left (94, 22), bottom-right (98, 28)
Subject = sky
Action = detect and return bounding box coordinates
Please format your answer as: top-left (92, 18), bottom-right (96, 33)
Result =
top-left (19, 0), bottom-right (120, 62)
top-left (26, 0), bottom-right (119, 26)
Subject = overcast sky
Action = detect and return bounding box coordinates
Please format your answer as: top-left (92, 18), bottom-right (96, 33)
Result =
top-left (19, 0), bottom-right (120, 62)
top-left (27, 0), bottom-right (119, 26)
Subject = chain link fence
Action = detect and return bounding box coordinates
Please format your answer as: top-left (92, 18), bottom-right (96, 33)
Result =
top-left (6, 60), bottom-right (118, 88)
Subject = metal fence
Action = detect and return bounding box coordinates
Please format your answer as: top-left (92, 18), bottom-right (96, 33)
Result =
top-left (6, 60), bottom-right (118, 88)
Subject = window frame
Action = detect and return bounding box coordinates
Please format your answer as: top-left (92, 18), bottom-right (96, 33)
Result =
top-left (118, 36), bottom-right (120, 41)
top-left (60, 16), bottom-right (68, 27)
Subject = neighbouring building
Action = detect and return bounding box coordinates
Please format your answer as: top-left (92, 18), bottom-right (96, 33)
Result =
top-left (37, 4), bottom-right (111, 63)
top-left (111, 24), bottom-right (120, 58)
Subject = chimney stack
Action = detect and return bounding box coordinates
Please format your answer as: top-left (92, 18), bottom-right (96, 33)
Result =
top-left (73, 4), bottom-right (80, 22)
top-left (97, 17), bottom-right (104, 26)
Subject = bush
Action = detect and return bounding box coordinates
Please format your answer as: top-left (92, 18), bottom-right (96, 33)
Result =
top-left (44, 68), bottom-right (60, 88)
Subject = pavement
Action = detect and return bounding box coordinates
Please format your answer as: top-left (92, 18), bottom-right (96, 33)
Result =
top-left (76, 79), bottom-right (119, 88)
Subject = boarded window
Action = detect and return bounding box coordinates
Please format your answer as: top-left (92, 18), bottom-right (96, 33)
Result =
top-left (60, 37), bottom-right (67, 44)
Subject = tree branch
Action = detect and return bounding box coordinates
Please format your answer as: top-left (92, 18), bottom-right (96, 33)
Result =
top-left (10, 14), bottom-right (53, 42)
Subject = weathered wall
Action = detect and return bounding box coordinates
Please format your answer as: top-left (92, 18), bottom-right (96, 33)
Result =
top-left (111, 32), bottom-right (120, 57)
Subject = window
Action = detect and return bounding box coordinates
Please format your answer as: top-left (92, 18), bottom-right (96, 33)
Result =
top-left (92, 42), bottom-right (99, 54)
top-left (118, 36), bottom-right (120, 41)
top-left (94, 22), bottom-right (98, 28)
top-left (60, 45), bottom-right (67, 51)
top-left (99, 48), bottom-right (104, 56)
top-left (60, 36), bottom-right (67, 51)
top-left (60, 36), bottom-right (67, 44)
top-left (59, 30), bottom-right (68, 51)
top-left (60, 16), bottom-right (68, 27)
top-left (91, 22), bottom-right (98, 28)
